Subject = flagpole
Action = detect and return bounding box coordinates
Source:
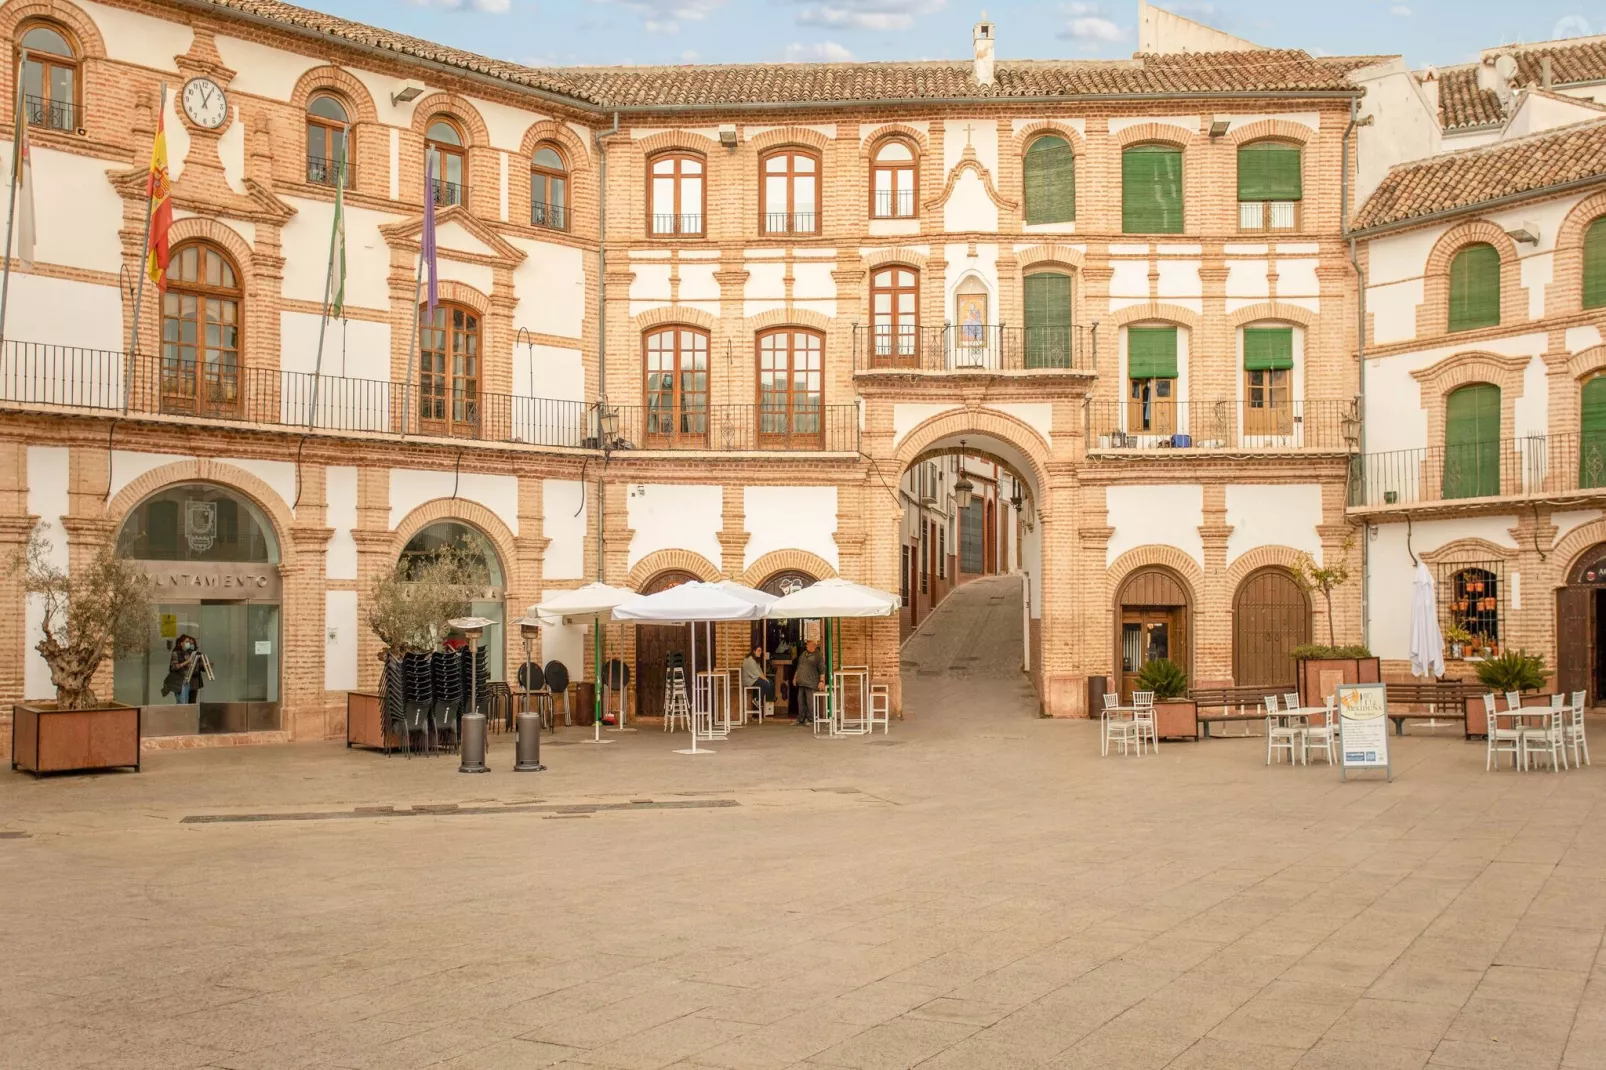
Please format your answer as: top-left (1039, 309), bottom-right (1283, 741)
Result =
top-left (308, 125), bottom-right (346, 430)
top-left (126, 81), bottom-right (166, 413)
top-left (0, 51), bottom-right (28, 348)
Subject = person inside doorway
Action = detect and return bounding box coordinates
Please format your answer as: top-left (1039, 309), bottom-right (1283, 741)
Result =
top-left (792, 639), bottom-right (823, 724)
top-left (741, 644), bottom-right (774, 711)
top-left (162, 633), bottom-right (206, 704)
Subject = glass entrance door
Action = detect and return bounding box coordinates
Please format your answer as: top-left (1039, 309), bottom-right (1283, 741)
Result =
top-left (114, 601), bottom-right (281, 733)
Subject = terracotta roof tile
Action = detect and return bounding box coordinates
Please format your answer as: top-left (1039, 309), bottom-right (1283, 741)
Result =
top-left (1437, 38), bottom-right (1606, 130)
top-left (1434, 67), bottom-right (1504, 130)
top-left (1353, 117), bottom-right (1606, 230)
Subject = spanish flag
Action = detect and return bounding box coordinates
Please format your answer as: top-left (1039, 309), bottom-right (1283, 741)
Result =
top-left (145, 103), bottom-right (171, 290)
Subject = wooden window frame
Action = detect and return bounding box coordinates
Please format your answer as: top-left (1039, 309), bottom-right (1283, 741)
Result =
top-left (647, 152), bottom-right (706, 238)
top-left (869, 138), bottom-right (918, 220)
top-left (869, 265), bottom-right (920, 368)
top-left (1121, 142), bottom-right (1185, 235)
top-left (425, 116), bottom-right (467, 208)
top-left (160, 241), bottom-right (243, 418)
top-left (1586, 216), bottom-right (1606, 310)
top-left (1022, 133), bottom-right (1076, 225)
top-left (756, 326), bottom-right (824, 448)
top-left (530, 141), bottom-right (568, 232)
top-left (1447, 242), bottom-right (1502, 333)
top-left (17, 19), bottom-right (81, 134)
top-left (1443, 381), bottom-right (1502, 499)
top-left (643, 325), bottom-right (710, 447)
top-left (1235, 140), bottom-right (1303, 234)
top-left (305, 93), bottom-right (352, 189)
top-left (416, 301), bottom-right (481, 438)
top-left (760, 148), bottom-right (820, 236)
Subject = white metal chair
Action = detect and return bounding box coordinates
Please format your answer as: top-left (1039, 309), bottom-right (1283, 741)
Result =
top-left (663, 669), bottom-right (692, 733)
top-left (1265, 694), bottom-right (1302, 765)
top-left (867, 683), bottom-right (891, 734)
top-left (1132, 690), bottom-right (1159, 754)
top-left (1484, 692), bottom-right (1520, 771)
top-left (1565, 689), bottom-right (1590, 767)
top-left (1102, 692), bottom-right (1139, 756)
top-left (1520, 704), bottom-right (1568, 772)
top-left (1283, 692), bottom-right (1302, 714)
top-left (1504, 691), bottom-right (1523, 716)
top-left (1303, 695), bottom-right (1337, 765)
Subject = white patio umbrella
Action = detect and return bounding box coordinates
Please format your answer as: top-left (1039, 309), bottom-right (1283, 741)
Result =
top-left (1409, 561), bottom-right (1445, 679)
top-left (533, 582), bottom-right (636, 742)
top-left (613, 582), bottom-right (769, 755)
top-left (765, 579), bottom-right (901, 729)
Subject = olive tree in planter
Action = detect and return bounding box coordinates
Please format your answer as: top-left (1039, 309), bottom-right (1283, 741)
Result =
top-left (1136, 657), bottom-right (1198, 740)
top-left (1289, 538), bottom-right (1379, 704)
top-left (9, 530), bottom-right (151, 773)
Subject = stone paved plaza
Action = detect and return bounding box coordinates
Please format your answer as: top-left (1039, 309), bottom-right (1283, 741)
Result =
top-left (3, 577), bottom-right (1606, 1070)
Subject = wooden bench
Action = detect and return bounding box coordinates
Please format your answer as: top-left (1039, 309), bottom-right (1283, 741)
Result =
top-left (1189, 686), bottom-right (1289, 738)
top-left (1384, 682), bottom-right (1481, 737)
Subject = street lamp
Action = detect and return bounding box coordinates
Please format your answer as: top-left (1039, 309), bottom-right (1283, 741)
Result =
top-left (597, 397), bottom-right (621, 449)
top-left (953, 439), bottom-right (975, 511)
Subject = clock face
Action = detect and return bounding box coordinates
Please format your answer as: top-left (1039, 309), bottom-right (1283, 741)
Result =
top-left (181, 78), bottom-right (228, 130)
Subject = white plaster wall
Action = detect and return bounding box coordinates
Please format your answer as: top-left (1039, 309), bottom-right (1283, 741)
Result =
top-left (26, 446), bottom-right (70, 700)
top-left (626, 484), bottom-right (722, 571)
top-left (515, 343), bottom-right (584, 405)
top-left (109, 450), bottom-right (191, 501)
top-left (1363, 332), bottom-right (1548, 453)
top-left (538, 596), bottom-right (585, 681)
top-left (860, 121), bottom-right (928, 144)
top-left (1554, 509), bottom-right (1603, 543)
top-left (1022, 509), bottom-right (1042, 620)
top-left (434, 221), bottom-right (494, 258)
top-left (217, 458), bottom-right (297, 515)
top-left (1522, 251), bottom-right (1554, 320)
top-left (1568, 325), bottom-right (1603, 353)
top-left (1108, 259), bottom-right (1149, 307)
top-left (1106, 485), bottom-right (1205, 568)
top-left (1368, 280), bottom-right (1424, 345)
top-left (1514, 355), bottom-right (1549, 437)
top-left (0, 146), bottom-right (126, 273)
top-left (348, 67), bottom-right (426, 131)
top-left (218, 110), bottom-right (246, 192)
top-left (510, 238), bottom-right (585, 340)
top-left (1155, 259), bottom-right (1201, 312)
top-left (324, 590), bottom-right (358, 692)
top-left (892, 403), bottom-right (960, 448)
top-left (163, 89), bottom-right (190, 181)
top-left (1352, 60), bottom-right (1442, 204)
top-left (1224, 484), bottom-right (1323, 566)
top-left (279, 312), bottom-right (391, 384)
top-left (944, 119), bottom-right (997, 174)
top-left (629, 262), bottom-right (672, 311)
top-left (434, 256), bottom-right (494, 296)
top-left (1220, 111), bottom-right (1320, 133)
top-left (743, 486), bottom-right (839, 572)
top-left (543, 480), bottom-right (586, 581)
top-left (472, 97), bottom-right (546, 152)
top-left (1366, 515), bottom-right (1519, 659)
top-left (943, 170), bottom-right (998, 232)
top-left (325, 465), bottom-right (358, 580)
top-left (868, 218), bottom-right (920, 238)
top-left (214, 35), bottom-right (319, 100)
top-left (679, 263), bottom-right (719, 304)
top-left (79, 0), bottom-right (190, 72)
top-left (793, 261), bottom-right (836, 302)
top-left (1277, 259), bottom-right (1321, 310)
top-left (1107, 116), bottom-right (1200, 137)
top-left (1012, 118), bottom-right (1085, 138)
top-left (1, 276), bottom-right (122, 351)
top-left (280, 199), bottom-right (397, 309)
top-left (1366, 225), bottom-right (1443, 286)
top-left (743, 261), bottom-right (787, 310)
top-left (388, 469), bottom-right (519, 537)
top-left (989, 403), bottom-right (1053, 447)
top-left (1225, 259), bottom-right (1269, 305)
top-left (745, 124), bottom-right (836, 140)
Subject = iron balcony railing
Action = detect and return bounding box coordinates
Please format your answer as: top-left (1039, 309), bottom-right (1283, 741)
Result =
top-left (872, 190), bottom-right (916, 218)
top-left (431, 178), bottom-right (467, 208)
top-left (762, 211), bottom-right (818, 235)
top-left (603, 403), bottom-right (859, 452)
top-left (1087, 398), bottom-right (1361, 452)
top-left (649, 212), bottom-right (703, 236)
top-left (1347, 432), bottom-right (1606, 508)
top-left (306, 155), bottom-right (353, 188)
top-left (24, 94), bottom-right (81, 133)
top-left (852, 324), bottom-right (1096, 373)
top-left (531, 200), bottom-right (567, 230)
top-left (0, 340), bottom-right (856, 454)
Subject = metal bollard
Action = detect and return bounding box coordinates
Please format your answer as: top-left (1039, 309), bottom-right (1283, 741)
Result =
top-left (458, 710), bottom-right (490, 773)
top-left (514, 707), bottom-right (546, 771)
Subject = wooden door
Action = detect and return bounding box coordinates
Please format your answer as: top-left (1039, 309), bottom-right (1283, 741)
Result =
top-left (1233, 568), bottom-right (1308, 686)
top-left (633, 571), bottom-right (703, 718)
top-left (1244, 368), bottom-right (1292, 436)
top-left (1557, 585), bottom-right (1591, 702)
top-left (1119, 607), bottom-right (1184, 700)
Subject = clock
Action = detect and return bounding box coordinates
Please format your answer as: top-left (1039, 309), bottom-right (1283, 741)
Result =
top-left (181, 77), bottom-right (228, 130)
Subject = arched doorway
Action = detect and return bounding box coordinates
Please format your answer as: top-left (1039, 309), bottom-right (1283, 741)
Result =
top-left (1557, 544), bottom-right (1606, 703)
top-left (399, 521), bottom-right (507, 682)
top-left (1115, 567), bottom-right (1191, 700)
top-left (633, 570), bottom-right (707, 718)
top-left (754, 569), bottom-right (817, 720)
top-left (112, 482), bottom-right (282, 735)
top-left (1233, 567), bottom-right (1309, 687)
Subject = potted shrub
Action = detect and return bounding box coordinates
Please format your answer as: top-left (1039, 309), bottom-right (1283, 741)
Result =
top-left (1136, 657), bottom-right (1198, 740)
top-left (1444, 624), bottom-right (1473, 661)
top-left (1464, 650), bottom-right (1548, 736)
top-left (9, 531), bottom-right (151, 774)
top-left (1288, 539), bottom-right (1379, 704)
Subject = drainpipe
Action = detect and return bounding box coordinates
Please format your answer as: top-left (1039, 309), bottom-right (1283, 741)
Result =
top-left (594, 111), bottom-right (619, 583)
top-left (1343, 96), bottom-right (1370, 650)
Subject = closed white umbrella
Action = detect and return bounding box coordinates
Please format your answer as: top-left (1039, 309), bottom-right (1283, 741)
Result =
top-left (1409, 561), bottom-right (1445, 679)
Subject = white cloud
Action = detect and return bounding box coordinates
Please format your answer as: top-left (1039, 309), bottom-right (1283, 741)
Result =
top-left (588, 0), bottom-right (724, 34)
top-left (1554, 14), bottom-right (1592, 38)
top-left (1388, 4), bottom-right (1411, 15)
top-left (792, 0), bottom-right (946, 32)
top-left (407, 0), bottom-right (511, 11)
top-left (784, 40), bottom-right (856, 61)
top-left (1057, 2), bottom-right (1128, 47)
top-left (1061, 0), bottom-right (1099, 13)
top-left (679, 49), bottom-right (701, 62)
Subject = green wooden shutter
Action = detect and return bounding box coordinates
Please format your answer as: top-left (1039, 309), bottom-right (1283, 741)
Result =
top-left (1243, 327), bottom-right (1294, 371)
top-left (1024, 272), bottom-right (1072, 368)
top-left (1582, 377), bottom-right (1606, 488)
top-left (1585, 217), bottom-right (1606, 310)
top-left (1024, 136), bottom-right (1075, 225)
top-left (1444, 382), bottom-right (1500, 499)
top-left (1122, 145), bottom-right (1183, 234)
top-left (1237, 143), bottom-right (1302, 201)
top-left (1448, 243), bottom-right (1501, 331)
top-left (1127, 326), bottom-right (1178, 379)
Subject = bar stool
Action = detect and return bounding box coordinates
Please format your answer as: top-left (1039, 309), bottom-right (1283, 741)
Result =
top-left (811, 689), bottom-right (834, 736)
top-left (867, 683), bottom-right (891, 734)
top-left (743, 684), bottom-right (772, 724)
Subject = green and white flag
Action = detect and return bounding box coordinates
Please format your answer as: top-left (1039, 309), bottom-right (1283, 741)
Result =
top-left (329, 152), bottom-right (347, 318)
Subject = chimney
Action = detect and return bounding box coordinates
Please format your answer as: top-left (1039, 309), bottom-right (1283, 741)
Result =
top-left (1420, 65), bottom-right (1439, 116)
top-left (973, 14), bottom-right (996, 86)
top-left (1542, 55), bottom-right (1553, 89)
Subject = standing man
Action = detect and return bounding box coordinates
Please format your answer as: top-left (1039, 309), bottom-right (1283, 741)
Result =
top-left (792, 638), bottom-right (823, 725)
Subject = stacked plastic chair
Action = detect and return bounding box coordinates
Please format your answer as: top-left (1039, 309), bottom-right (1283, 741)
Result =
top-left (432, 647), bottom-right (466, 751)
top-left (382, 654), bottom-right (408, 755)
top-left (401, 652), bottom-right (435, 755)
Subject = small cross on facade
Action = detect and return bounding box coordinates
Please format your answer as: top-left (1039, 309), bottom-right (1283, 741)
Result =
top-left (963, 123), bottom-right (974, 146)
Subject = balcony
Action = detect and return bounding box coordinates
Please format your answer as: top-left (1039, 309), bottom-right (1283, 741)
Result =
top-left (24, 94), bottom-right (81, 134)
top-left (1087, 399), bottom-right (1361, 453)
top-left (762, 211), bottom-right (818, 236)
top-left (0, 341), bottom-right (856, 455)
top-left (601, 403), bottom-right (859, 452)
top-left (531, 200), bottom-right (567, 231)
top-left (872, 190), bottom-right (915, 218)
top-left (649, 213), bottom-right (703, 237)
top-left (306, 155), bottom-right (353, 189)
top-left (431, 178), bottom-right (467, 208)
top-left (852, 324), bottom-right (1097, 374)
top-left (1348, 433), bottom-right (1606, 510)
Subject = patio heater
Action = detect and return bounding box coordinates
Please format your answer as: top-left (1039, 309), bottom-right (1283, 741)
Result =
top-left (449, 616), bottom-right (497, 774)
top-left (514, 619), bottom-right (545, 772)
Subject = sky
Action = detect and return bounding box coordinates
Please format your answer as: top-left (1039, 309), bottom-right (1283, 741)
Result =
top-left (312, 0), bottom-right (1606, 70)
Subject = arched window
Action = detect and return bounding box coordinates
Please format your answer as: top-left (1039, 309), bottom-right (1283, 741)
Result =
top-left (117, 482), bottom-right (278, 564)
top-left (869, 265), bottom-right (919, 368)
top-left (644, 326), bottom-right (709, 446)
top-left (305, 93), bottom-right (351, 188)
top-left (1023, 135), bottom-right (1075, 225)
top-left (1122, 144), bottom-right (1183, 234)
top-left (1582, 375), bottom-right (1606, 489)
top-left (1448, 243), bottom-right (1500, 332)
top-left (1023, 270), bottom-right (1073, 368)
top-left (1584, 217), bottom-right (1606, 309)
top-left (1126, 325), bottom-right (1178, 434)
top-left (1243, 325), bottom-right (1294, 436)
top-left (870, 138), bottom-right (916, 219)
top-left (1444, 382), bottom-right (1500, 499)
top-left (400, 521), bottom-right (506, 681)
top-left (757, 327), bottom-right (823, 446)
top-left (1237, 141), bottom-right (1301, 231)
top-left (426, 118), bottom-right (466, 207)
top-left (18, 20), bottom-right (79, 132)
top-left (161, 242), bottom-right (242, 417)
top-left (648, 153), bottom-right (704, 236)
top-left (417, 302), bottom-right (480, 437)
top-left (761, 148), bottom-right (819, 235)
top-left (530, 143), bottom-right (567, 230)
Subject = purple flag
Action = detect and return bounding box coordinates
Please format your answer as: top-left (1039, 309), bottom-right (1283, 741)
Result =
top-left (421, 154), bottom-right (439, 317)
